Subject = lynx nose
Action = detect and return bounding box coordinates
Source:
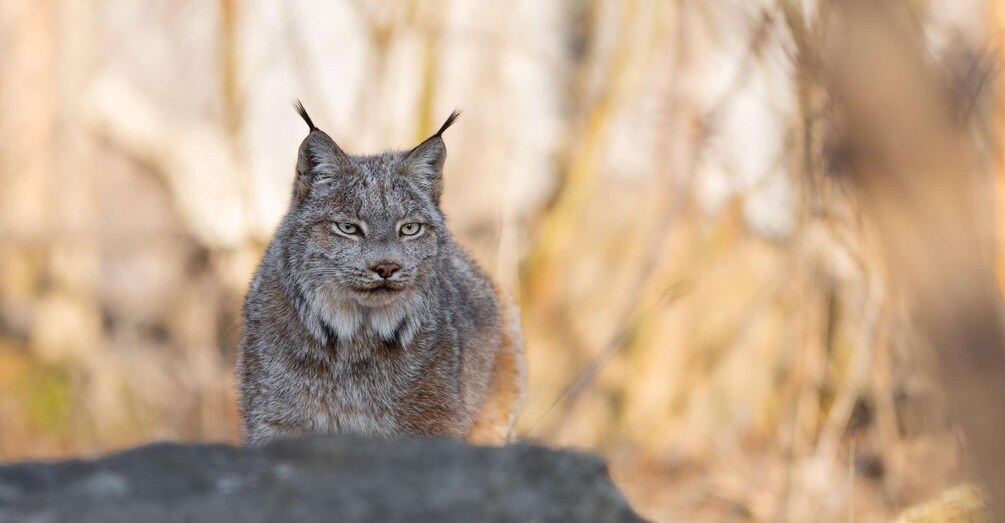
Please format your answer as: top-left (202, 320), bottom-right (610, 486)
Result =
top-left (372, 263), bottom-right (402, 279)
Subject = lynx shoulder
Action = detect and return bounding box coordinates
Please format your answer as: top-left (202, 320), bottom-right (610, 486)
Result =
top-left (236, 102), bottom-right (525, 446)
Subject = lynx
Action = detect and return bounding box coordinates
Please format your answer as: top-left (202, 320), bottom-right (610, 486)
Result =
top-left (236, 102), bottom-right (525, 446)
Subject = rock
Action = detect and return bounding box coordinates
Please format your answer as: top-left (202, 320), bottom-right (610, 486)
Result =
top-left (0, 436), bottom-right (643, 523)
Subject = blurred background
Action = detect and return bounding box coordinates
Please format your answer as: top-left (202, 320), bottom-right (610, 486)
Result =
top-left (0, 0), bottom-right (1002, 521)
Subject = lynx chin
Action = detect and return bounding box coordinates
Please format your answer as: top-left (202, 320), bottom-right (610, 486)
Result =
top-left (236, 102), bottom-right (526, 446)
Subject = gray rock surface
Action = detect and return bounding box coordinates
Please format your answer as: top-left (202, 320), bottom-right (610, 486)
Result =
top-left (0, 435), bottom-right (643, 522)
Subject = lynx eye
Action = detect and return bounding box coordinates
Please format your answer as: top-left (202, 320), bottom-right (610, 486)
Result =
top-left (335, 222), bottom-right (359, 235)
top-left (399, 223), bottom-right (422, 237)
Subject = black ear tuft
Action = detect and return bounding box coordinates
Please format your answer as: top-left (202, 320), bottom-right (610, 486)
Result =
top-left (294, 99), bottom-right (316, 131)
top-left (434, 110), bottom-right (460, 137)
top-left (401, 111), bottom-right (459, 205)
top-left (292, 101), bottom-right (349, 204)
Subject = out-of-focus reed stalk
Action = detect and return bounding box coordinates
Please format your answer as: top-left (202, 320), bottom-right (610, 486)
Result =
top-left (823, 1), bottom-right (1005, 518)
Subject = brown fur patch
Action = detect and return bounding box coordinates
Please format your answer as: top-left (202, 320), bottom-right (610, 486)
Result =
top-left (466, 285), bottom-right (526, 445)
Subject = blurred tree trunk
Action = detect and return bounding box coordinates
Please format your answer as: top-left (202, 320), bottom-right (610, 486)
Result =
top-left (0, 1), bottom-right (57, 238)
top-left (0, 1), bottom-right (61, 358)
top-left (824, 1), bottom-right (1005, 519)
top-left (994, 0), bottom-right (1005, 292)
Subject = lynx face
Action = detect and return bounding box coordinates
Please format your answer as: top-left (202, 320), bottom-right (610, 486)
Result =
top-left (291, 152), bottom-right (445, 309)
top-left (281, 106), bottom-right (459, 339)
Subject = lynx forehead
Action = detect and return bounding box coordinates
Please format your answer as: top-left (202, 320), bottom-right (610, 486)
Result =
top-left (236, 102), bottom-right (525, 447)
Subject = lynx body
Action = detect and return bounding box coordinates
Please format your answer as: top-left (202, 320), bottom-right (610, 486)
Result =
top-left (237, 105), bottom-right (525, 446)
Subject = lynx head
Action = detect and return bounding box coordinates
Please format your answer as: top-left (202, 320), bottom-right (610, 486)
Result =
top-left (285, 101), bottom-right (459, 312)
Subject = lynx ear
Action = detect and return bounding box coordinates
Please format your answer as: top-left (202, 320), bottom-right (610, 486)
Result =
top-left (402, 111), bottom-right (460, 204)
top-left (293, 100), bottom-right (350, 203)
